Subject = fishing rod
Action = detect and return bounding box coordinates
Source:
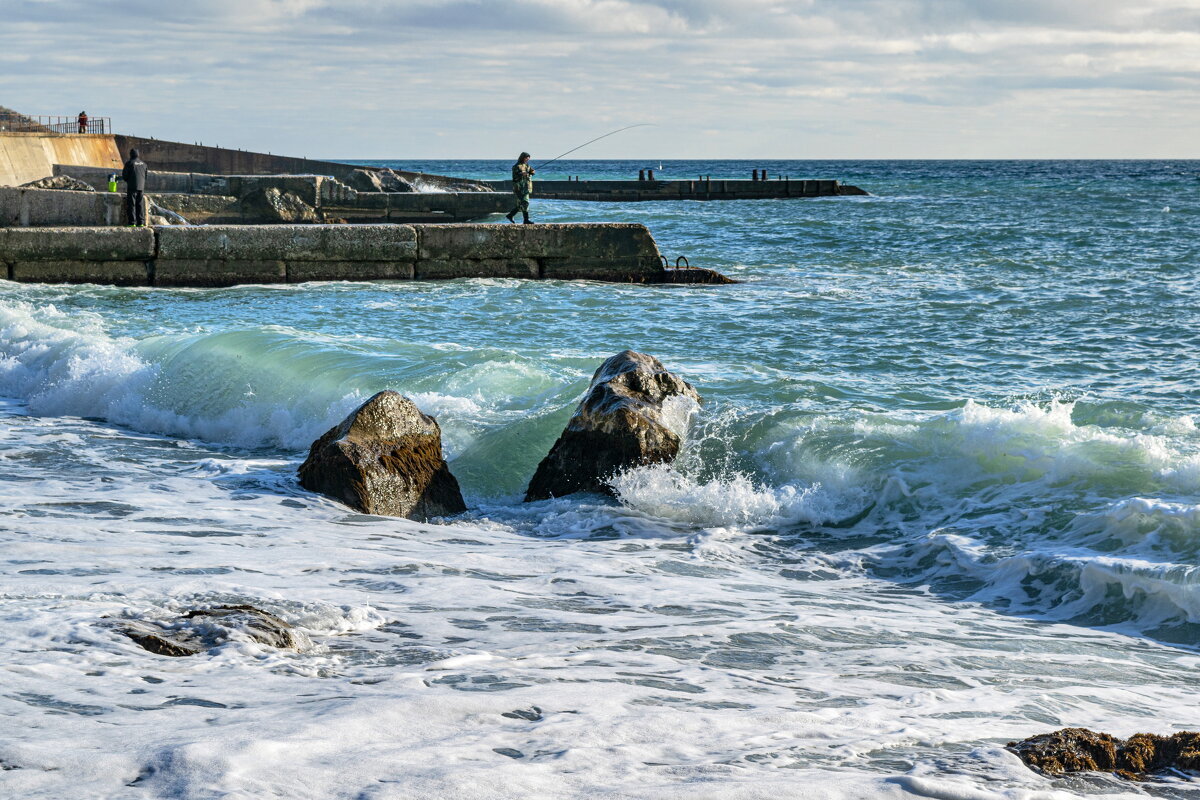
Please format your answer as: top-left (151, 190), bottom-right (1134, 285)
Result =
top-left (533, 123), bottom-right (654, 170)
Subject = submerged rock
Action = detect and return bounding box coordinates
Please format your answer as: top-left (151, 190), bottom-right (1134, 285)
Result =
top-left (1008, 727), bottom-right (1200, 779)
top-left (663, 267), bottom-right (737, 285)
top-left (525, 350), bottom-right (700, 501)
top-left (298, 390), bottom-right (466, 520)
top-left (112, 605), bottom-right (303, 657)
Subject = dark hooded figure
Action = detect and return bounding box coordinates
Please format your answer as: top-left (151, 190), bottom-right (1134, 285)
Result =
top-left (121, 148), bottom-right (148, 226)
top-left (506, 152), bottom-right (534, 224)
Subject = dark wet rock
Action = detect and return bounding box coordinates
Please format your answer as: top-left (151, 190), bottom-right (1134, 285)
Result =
top-left (493, 748), bottom-right (525, 759)
top-left (525, 350), bottom-right (700, 501)
top-left (502, 706), bottom-right (543, 722)
top-left (1120, 732), bottom-right (1200, 775)
top-left (21, 175), bottom-right (95, 191)
top-left (663, 267), bottom-right (736, 285)
top-left (111, 605), bottom-right (303, 657)
top-left (1008, 728), bottom-right (1200, 779)
top-left (241, 187), bottom-right (319, 223)
top-left (377, 168), bottom-right (415, 193)
top-left (298, 390), bottom-right (466, 520)
top-left (1008, 728), bottom-right (1119, 775)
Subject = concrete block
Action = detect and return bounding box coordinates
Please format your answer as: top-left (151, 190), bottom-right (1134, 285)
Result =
top-left (455, 193), bottom-right (512, 219)
top-left (11, 259), bottom-right (151, 285)
top-left (155, 259), bottom-right (287, 287)
top-left (330, 208), bottom-right (389, 223)
top-left (156, 224), bottom-right (417, 262)
top-left (327, 207), bottom-right (389, 223)
top-left (386, 210), bottom-right (454, 223)
top-left (540, 256), bottom-right (663, 283)
top-left (417, 223), bottom-right (659, 262)
top-left (0, 226), bottom-right (155, 261)
top-left (351, 193), bottom-right (391, 210)
top-left (0, 189), bottom-right (19, 226)
top-left (415, 258), bottom-right (539, 280)
top-left (400, 193), bottom-right (457, 213)
top-left (150, 194), bottom-right (241, 224)
top-left (288, 260), bottom-right (414, 282)
top-left (20, 188), bottom-right (95, 226)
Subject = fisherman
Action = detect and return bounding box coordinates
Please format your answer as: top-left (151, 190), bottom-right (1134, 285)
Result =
top-left (121, 148), bottom-right (148, 227)
top-left (77, 111), bottom-right (88, 134)
top-left (505, 152), bottom-right (535, 224)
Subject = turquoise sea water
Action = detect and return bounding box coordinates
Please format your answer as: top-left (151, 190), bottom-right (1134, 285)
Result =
top-left (1, 160), bottom-right (1199, 798)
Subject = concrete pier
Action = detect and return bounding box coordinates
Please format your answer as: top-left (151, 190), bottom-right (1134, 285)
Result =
top-left (483, 178), bottom-right (867, 201)
top-left (0, 223), bottom-right (728, 286)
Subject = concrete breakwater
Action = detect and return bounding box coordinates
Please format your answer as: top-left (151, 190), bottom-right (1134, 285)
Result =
top-left (483, 178), bottom-right (867, 201)
top-left (0, 223), bottom-right (729, 286)
top-left (1, 182), bottom-right (511, 226)
top-left (49, 166), bottom-right (508, 224)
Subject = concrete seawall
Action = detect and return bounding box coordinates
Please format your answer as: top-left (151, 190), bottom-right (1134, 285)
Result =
top-left (0, 131), bottom-right (482, 191)
top-left (0, 133), bottom-right (123, 186)
top-left (0, 224), bottom-right (727, 286)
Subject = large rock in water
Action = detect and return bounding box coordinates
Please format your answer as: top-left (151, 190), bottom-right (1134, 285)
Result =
top-left (525, 350), bottom-right (700, 501)
top-left (299, 391), bottom-right (466, 520)
top-left (1008, 727), bottom-right (1200, 778)
top-left (110, 605), bottom-right (304, 657)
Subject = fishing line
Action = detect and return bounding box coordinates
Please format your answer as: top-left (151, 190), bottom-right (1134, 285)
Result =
top-left (533, 124), bottom-right (654, 170)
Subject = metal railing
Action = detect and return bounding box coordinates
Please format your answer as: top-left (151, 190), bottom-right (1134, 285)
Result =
top-left (0, 113), bottom-right (111, 134)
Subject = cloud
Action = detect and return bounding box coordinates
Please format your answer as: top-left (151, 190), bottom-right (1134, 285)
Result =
top-left (0, 0), bottom-right (1196, 157)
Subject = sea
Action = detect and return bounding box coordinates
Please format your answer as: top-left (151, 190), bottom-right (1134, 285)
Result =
top-left (1, 159), bottom-right (1199, 799)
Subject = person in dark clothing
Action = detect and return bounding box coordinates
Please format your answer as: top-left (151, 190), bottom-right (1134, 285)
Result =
top-left (77, 111), bottom-right (88, 134)
top-left (121, 149), bottom-right (148, 226)
top-left (505, 152), bottom-right (535, 224)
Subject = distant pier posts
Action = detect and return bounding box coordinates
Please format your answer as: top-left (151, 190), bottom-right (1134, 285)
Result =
top-left (639, 169), bottom-right (645, 181)
top-left (647, 168), bottom-right (655, 181)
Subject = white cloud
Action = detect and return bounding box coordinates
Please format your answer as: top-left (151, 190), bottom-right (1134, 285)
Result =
top-left (0, 0), bottom-right (1196, 157)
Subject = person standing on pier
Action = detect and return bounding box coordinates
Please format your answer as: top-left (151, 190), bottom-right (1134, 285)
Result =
top-left (506, 152), bottom-right (535, 224)
top-left (121, 148), bottom-right (148, 226)
top-left (77, 111), bottom-right (88, 134)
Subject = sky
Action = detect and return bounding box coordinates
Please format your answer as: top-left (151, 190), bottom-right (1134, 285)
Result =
top-left (1, 0), bottom-right (1198, 159)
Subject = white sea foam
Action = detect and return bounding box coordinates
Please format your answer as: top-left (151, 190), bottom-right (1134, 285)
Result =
top-left (1, 263), bottom-right (1199, 798)
top-left (611, 464), bottom-right (847, 529)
